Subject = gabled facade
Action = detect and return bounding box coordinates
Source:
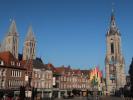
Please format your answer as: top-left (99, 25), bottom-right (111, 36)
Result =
top-left (29, 58), bottom-right (53, 98)
top-left (89, 67), bottom-right (102, 91)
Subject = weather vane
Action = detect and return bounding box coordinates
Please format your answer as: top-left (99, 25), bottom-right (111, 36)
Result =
top-left (112, 2), bottom-right (115, 13)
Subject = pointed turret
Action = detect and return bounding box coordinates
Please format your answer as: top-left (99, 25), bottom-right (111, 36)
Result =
top-left (25, 26), bottom-right (36, 41)
top-left (8, 20), bottom-right (18, 36)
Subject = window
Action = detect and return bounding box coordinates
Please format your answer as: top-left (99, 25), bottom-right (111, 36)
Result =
top-left (35, 72), bottom-right (37, 78)
top-left (0, 60), bottom-right (4, 66)
top-left (111, 56), bottom-right (114, 62)
top-left (38, 73), bottom-right (40, 78)
top-left (112, 80), bottom-right (115, 83)
top-left (111, 43), bottom-right (114, 54)
top-left (61, 77), bottom-right (63, 81)
top-left (118, 43), bottom-right (120, 54)
top-left (17, 62), bottom-right (21, 66)
top-left (11, 61), bottom-right (15, 66)
top-left (8, 38), bottom-right (10, 44)
top-left (110, 56), bottom-right (115, 64)
top-left (2, 69), bottom-right (6, 76)
top-left (11, 70), bottom-right (13, 77)
top-left (97, 72), bottom-right (98, 77)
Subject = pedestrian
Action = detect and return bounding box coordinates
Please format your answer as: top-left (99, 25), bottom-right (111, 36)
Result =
top-left (15, 96), bottom-right (20, 100)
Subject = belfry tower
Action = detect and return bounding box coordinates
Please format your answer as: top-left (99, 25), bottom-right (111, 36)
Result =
top-left (105, 9), bottom-right (126, 94)
top-left (23, 26), bottom-right (36, 60)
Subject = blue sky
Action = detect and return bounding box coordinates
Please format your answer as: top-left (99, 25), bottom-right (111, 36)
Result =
top-left (0, 0), bottom-right (133, 75)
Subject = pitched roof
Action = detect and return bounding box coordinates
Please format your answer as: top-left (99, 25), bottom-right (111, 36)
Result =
top-left (21, 58), bottom-right (45, 70)
top-left (32, 59), bottom-right (44, 69)
top-left (0, 51), bottom-right (25, 69)
top-left (0, 51), bottom-right (17, 65)
top-left (80, 70), bottom-right (91, 75)
top-left (72, 69), bottom-right (81, 75)
top-left (44, 63), bottom-right (55, 71)
top-left (54, 66), bottom-right (72, 75)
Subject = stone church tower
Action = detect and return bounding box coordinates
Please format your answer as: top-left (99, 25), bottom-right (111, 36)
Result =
top-left (23, 26), bottom-right (36, 60)
top-left (0, 20), bottom-right (19, 59)
top-left (105, 10), bottom-right (126, 94)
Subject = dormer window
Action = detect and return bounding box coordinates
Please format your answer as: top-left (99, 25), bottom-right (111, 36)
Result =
top-left (18, 63), bottom-right (20, 66)
top-left (17, 62), bottom-right (21, 66)
top-left (0, 60), bottom-right (4, 66)
top-left (11, 61), bottom-right (15, 66)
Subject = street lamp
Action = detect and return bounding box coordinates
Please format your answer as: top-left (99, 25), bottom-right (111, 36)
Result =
top-left (25, 75), bottom-right (29, 99)
top-left (24, 57), bottom-right (32, 100)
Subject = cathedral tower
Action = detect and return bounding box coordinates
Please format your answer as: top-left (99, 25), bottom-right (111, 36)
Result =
top-left (105, 10), bottom-right (126, 94)
top-left (2, 20), bottom-right (19, 59)
top-left (23, 26), bottom-right (36, 60)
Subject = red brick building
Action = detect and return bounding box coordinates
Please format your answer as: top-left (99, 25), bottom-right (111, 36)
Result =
top-left (52, 66), bottom-right (91, 97)
top-left (0, 51), bottom-right (26, 91)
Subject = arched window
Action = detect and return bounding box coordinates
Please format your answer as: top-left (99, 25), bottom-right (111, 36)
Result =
top-left (111, 43), bottom-right (114, 54)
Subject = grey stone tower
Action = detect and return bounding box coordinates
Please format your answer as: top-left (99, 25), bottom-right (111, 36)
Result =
top-left (1, 20), bottom-right (19, 59)
top-left (23, 26), bottom-right (36, 60)
top-left (105, 10), bottom-right (126, 94)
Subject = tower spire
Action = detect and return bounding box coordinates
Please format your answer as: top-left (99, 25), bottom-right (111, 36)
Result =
top-left (107, 4), bottom-right (120, 35)
top-left (25, 25), bottom-right (36, 41)
top-left (3, 19), bottom-right (19, 59)
top-left (8, 19), bottom-right (18, 36)
top-left (111, 2), bottom-right (115, 22)
top-left (23, 25), bottom-right (36, 60)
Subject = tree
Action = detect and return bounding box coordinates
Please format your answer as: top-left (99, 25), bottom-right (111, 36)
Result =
top-left (0, 91), bottom-right (4, 99)
top-left (20, 86), bottom-right (25, 100)
top-left (32, 87), bottom-right (37, 100)
top-left (129, 58), bottom-right (133, 97)
top-left (91, 76), bottom-right (98, 87)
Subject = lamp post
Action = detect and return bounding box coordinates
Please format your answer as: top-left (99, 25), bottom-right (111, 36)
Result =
top-left (25, 74), bottom-right (29, 99)
top-left (24, 58), bottom-right (32, 100)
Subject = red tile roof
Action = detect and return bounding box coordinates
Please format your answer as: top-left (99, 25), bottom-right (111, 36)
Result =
top-left (0, 51), bottom-right (17, 65)
top-left (0, 51), bottom-right (25, 69)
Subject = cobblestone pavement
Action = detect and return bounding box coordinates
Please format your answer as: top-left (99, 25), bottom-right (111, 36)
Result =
top-left (99, 96), bottom-right (133, 100)
top-left (54, 96), bottom-right (133, 100)
top-left (54, 97), bottom-right (87, 100)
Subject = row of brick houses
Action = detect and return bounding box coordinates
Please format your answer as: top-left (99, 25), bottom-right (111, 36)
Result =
top-left (47, 65), bottom-right (92, 97)
top-left (0, 51), bottom-right (103, 98)
top-left (0, 51), bottom-right (53, 97)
